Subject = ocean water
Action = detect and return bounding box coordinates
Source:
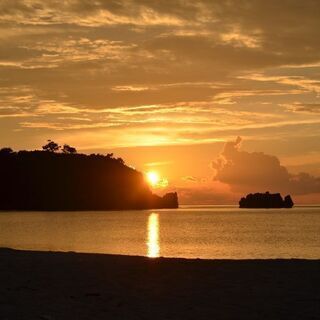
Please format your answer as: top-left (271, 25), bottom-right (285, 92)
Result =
top-left (0, 206), bottom-right (319, 259)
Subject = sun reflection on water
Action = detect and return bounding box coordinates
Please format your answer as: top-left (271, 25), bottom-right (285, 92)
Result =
top-left (147, 213), bottom-right (160, 258)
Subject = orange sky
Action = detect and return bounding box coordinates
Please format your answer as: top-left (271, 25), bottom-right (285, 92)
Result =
top-left (0, 1), bottom-right (319, 204)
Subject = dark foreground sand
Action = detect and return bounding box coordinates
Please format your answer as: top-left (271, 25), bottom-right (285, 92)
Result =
top-left (0, 249), bottom-right (319, 319)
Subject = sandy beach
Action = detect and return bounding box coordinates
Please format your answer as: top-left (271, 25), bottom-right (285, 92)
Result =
top-left (0, 248), bottom-right (319, 319)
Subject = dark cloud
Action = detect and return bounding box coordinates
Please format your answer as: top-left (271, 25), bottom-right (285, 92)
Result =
top-left (212, 137), bottom-right (320, 195)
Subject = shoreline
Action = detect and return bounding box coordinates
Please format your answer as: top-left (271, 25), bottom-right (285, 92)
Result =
top-left (0, 248), bottom-right (319, 319)
top-left (1, 247), bottom-right (320, 261)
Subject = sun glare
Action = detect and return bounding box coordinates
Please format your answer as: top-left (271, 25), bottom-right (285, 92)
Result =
top-left (146, 171), bottom-right (160, 187)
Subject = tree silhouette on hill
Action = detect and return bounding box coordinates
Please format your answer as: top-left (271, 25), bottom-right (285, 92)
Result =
top-left (0, 142), bottom-right (178, 211)
top-left (42, 140), bottom-right (60, 153)
top-left (62, 144), bottom-right (77, 154)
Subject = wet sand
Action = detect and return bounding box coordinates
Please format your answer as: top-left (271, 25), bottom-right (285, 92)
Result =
top-left (0, 248), bottom-right (319, 319)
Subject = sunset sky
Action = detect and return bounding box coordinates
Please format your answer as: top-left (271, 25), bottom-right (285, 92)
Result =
top-left (1, 1), bottom-right (319, 204)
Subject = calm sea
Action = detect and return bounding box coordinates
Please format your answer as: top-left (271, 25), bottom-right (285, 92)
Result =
top-left (0, 206), bottom-right (319, 259)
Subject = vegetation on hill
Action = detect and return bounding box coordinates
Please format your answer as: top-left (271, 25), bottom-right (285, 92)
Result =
top-left (0, 142), bottom-right (178, 211)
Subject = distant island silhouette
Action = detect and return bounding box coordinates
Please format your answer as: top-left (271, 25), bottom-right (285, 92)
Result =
top-left (239, 192), bottom-right (294, 208)
top-left (0, 141), bottom-right (178, 211)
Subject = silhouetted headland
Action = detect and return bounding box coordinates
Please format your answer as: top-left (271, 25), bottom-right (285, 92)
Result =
top-left (0, 142), bottom-right (178, 210)
top-left (239, 192), bottom-right (294, 208)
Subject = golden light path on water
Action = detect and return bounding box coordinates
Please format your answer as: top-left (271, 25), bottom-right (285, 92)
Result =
top-left (147, 213), bottom-right (160, 258)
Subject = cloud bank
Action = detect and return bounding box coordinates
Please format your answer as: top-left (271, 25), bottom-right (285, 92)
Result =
top-left (212, 137), bottom-right (320, 195)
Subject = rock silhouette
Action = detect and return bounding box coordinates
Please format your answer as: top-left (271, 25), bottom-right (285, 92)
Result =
top-left (0, 146), bottom-right (178, 210)
top-left (239, 192), bottom-right (294, 208)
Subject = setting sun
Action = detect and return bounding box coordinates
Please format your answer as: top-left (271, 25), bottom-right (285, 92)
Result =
top-left (146, 171), bottom-right (160, 187)
top-left (146, 171), bottom-right (169, 188)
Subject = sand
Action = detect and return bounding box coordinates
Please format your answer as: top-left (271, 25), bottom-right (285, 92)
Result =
top-left (0, 249), bottom-right (319, 319)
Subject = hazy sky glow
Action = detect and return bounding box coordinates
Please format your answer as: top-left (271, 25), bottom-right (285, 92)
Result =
top-left (1, 0), bottom-right (319, 203)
